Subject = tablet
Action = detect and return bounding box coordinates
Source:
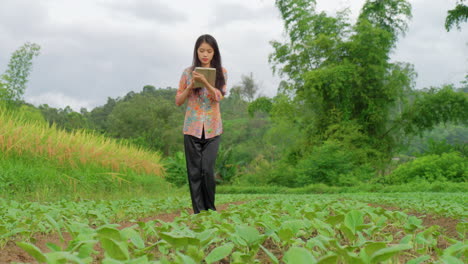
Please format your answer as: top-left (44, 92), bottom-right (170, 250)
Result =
top-left (194, 67), bottom-right (216, 88)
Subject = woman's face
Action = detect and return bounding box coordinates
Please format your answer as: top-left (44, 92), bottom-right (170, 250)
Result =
top-left (197, 42), bottom-right (214, 67)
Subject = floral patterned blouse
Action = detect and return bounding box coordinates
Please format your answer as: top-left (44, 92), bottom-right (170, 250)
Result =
top-left (175, 66), bottom-right (228, 139)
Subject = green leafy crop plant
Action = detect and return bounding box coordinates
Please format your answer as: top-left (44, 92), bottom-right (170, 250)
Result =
top-left (11, 194), bottom-right (466, 263)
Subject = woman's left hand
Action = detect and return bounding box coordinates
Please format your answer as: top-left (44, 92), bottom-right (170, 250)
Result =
top-left (192, 71), bottom-right (208, 85)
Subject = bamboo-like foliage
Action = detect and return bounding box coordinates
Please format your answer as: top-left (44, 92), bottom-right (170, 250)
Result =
top-left (0, 104), bottom-right (165, 178)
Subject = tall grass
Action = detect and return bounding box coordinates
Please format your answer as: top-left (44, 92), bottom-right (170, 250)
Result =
top-left (0, 104), bottom-right (164, 176)
top-left (0, 104), bottom-right (171, 201)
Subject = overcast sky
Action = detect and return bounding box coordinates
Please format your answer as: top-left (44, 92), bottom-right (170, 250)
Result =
top-left (0, 0), bottom-right (466, 111)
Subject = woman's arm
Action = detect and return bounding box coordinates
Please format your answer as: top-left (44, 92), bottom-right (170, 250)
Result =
top-left (175, 70), bottom-right (194, 106)
top-left (175, 84), bottom-right (192, 106)
top-left (205, 83), bottom-right (222, 101)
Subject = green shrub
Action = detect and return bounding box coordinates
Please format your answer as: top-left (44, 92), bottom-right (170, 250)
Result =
top-left (233, 155), bottom-right (274, 186)
top-left (422, 137), bottom-right (467, 157)
top-left (387, 151), bottom-right (467, 184)
top-left (294, 141), bottom-right (374, 186)
top-left (237, 156), bottom-right (298, 187)
top-left (163, 151), bottom-right (187, 187)
top-left (216, 145), bottom-right (240, 183)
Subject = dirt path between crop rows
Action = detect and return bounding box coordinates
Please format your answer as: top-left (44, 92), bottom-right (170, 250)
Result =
top-left (367, 203), bottom-right (462, 239)
top-left (0, 200), bottom-right (463, 264)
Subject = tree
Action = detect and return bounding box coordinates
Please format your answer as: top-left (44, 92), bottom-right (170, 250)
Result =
top-left (0, 42), bottom-right (41, 107)
top-left (445, 0), bottom-right (468, 31)
top-left (270, 0), bottom-right (467, 167)
top-left (270, 0), bottom-right (413, 152)
top-left (248, 97), bottom-right (273, 117)
top-left (234, 72), bottom-right (259, 102)
top-left (398, 85), bottom-right (468, 136)
top-left (106, 89), bottom-right (184, 155)
top-left (358, 0), bottom-right (412, 43)
top-left (87, 97), bottom-right (118, 132)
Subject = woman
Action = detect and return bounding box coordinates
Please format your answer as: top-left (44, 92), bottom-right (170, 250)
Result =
top-left (175, 34), bottom-right (227, 214)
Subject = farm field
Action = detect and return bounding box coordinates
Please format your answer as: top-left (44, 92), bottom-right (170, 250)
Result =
top-left (1, 192), bottom-right (466, 263)
top-left (1, 0), bottom-right (467, 263)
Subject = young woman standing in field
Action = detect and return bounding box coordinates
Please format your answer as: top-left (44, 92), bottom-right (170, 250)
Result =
top-left (175, 34), bottom-right (227, 214)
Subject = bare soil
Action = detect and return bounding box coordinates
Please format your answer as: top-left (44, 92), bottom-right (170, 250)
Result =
top-left (367, 203), bottom-right (462, 239)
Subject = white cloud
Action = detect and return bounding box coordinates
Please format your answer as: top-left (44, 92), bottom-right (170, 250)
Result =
top-left (98, 0), bottom-right (187, 24)
top-left (391, 0), bottom-right (468, 88)
top-left (26, 92), bottom-right (95, 111)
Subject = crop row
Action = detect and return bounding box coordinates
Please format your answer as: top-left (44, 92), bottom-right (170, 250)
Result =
top-left (0, 194), bottom-right (253, 246)
top-left (16, 195), bottom-right (466, 263)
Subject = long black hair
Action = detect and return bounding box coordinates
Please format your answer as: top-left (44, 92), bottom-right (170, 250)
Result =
top-left (191, 34), bottom-right (226, 96)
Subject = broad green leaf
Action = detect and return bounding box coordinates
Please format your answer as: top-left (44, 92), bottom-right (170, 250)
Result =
top-left (235, 225), bottom-right (262, 246)
top-left (230, 234), bottom-right (247, 247)
top-left (399, 234), bottom-right (413, 244)
top-left (326, 214), bottom-right (344, 225)
top-left (283, 247), bottom-right (316, 264)
top-left (281, 220), bottom-right (304, 235)
top-left (102, 259), bottom-right (124, 264)
top-left (186, 245), bottom-right (205, 263)
top-left (230, 251), bottom-right (245, 264)
top-left (312, 219), bottom-right (334, 237)
top-left (455, 222), bottom-right (467, 239)
top-left (159, 231), bottom-right (200, 248)
top-left (278, 227), bottom-right (295, 241)
top-left (45, 242), bottom-right (62, 252)
top-left (16, 242), bottom-right (46, 263)
top-left (76, 241), bottom-right (97, 259)
top-left (415, 233), bottom-right (431, 245)
top-left (126, 255), bottom-right (150, 264)
top-left (345, 210), bottom-right (364, 234)
top-left (404, 216), bottom-right (423, 232)
top-left (96, 225), bottom-right (123, 241)
top-left (100, 237), bottom-right (129, 261)
top-left (306, 236), bottom-right (329, 251)
top-left (121, 228), bottom-right (145, 249)
top-left (44, 214), bottom-right (64, 242)
top-left (304, 211), bottom-right (317, 220)
top-left (406, 255), bottom-right (431, 264)
top-left (260, 244), bottom-right (279, 264)
top-left (339, 225), bottom-right (356, 241)
top-left (176, 252), bottom-right (197, 264)
top-left (205, 243), bottom-right (234, 264)
top-left (360, 242), bottom-right (386, 263)
top-left (443, 242), bottom-right (467, 257)
top-left (370, 244), bottom-right (412, 263)
top-left (44, 252), bottom-right (86, 264)
top-left (317, 254), bottom-right (338, 264)
top-left (364, 242), bottom-right (387, 256)
top-left (196, 228), bottom-right (217, 247)
top-left (440, 255), bottom-right (464, 264)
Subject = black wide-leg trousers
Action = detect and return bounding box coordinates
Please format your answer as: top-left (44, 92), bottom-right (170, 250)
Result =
top-left (183, 129), bottom-right (221, 214)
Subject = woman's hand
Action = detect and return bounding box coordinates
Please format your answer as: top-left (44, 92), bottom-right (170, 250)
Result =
top-left (192, 71), bottom-right (208, 86)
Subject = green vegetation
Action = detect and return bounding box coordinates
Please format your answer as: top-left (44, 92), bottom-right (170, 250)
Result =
top-left (445, 0), bottom-right (468, 31)
top-left (0, 104), bottom-right (167, 201)
top-left (10, 193), bottom-right (467, 263)
top-left (217, 181), bottom-right (468, 195)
